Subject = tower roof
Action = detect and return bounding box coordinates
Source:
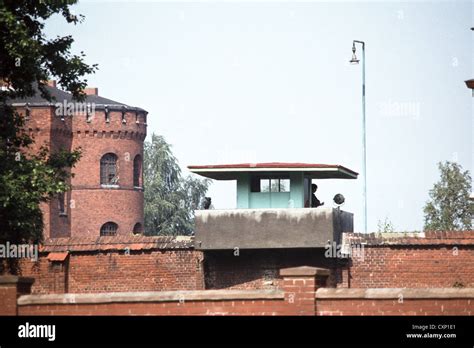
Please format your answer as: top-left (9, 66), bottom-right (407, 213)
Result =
top-left (9, 83), bottom-right (147, 113)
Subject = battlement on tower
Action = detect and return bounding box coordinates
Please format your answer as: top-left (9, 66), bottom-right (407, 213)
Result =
top-left (12, 81), bottom-right (148, 139)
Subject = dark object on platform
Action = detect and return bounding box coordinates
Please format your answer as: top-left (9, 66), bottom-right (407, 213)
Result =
top-left (334, 193), bottom-right (345, 205)
top-left (202, 197), bottom-right (212, 210)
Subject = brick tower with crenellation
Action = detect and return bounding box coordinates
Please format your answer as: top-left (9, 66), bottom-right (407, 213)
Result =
top-left (12, 81), bottom-right (147, 238)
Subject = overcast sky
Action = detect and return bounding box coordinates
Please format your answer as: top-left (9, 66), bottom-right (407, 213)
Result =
top-left (46, 0), bottom-right (473, 232)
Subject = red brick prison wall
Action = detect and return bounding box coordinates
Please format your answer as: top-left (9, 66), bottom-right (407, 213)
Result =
top-left (18, 250), bottom-right (204, 294)
top-left (18, 297), bottom-right (292, 316)
top-left (66, 250), bottom-right (204, 293)
top-left (16, 267), bottom-right (320, 316)
top-left (344, 231), bottom-right (474, 288)
top-left (316, 298), bottom-right (473, 316)
top-left (15, 283), bottom-right (474, 316)
top-left (316, 288), bottom-right (474, 316)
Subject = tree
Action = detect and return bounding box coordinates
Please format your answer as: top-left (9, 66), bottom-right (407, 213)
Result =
top-left (423, 161), bottom-right (473, 231)
top-left (144, 133), bottom-right (210, 236)
top-left (0, 0), bottom-right (96, 270)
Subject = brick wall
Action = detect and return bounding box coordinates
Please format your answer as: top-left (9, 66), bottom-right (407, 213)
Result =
top-left (204, 248), bottom-right (343, 290)
top-left (13, 266), bottom-right (329, 316)
top-left (3, 269), bottom-right (473, 316)
top-left (16, 289), bottom-right (473, 316)
top-left (66, 250), bottom-right (203, 293)
top-left (317, 298), bottom-right (473, 316)
top-left (343, 231), bottom-right (474, 288)
top-left (70, 121), bottom-right (145, 237)
top-left (204, 231), bottom-right (474, 290)
top-left (17, 291), bottom-right (290, 316)
top-left (316, 288), bottom-right (474, 316)
top-left (11, 231), bottom-right (474, 295)
top-left (70, 189), bottom-right (143, 238)
top-left (0, 276), bottom-right (34, 316)
top-left (17, 236), bottom-right (205, 294)
top-left (18, 257), bottom-right (68, 294)
top-left (20, 106), bottom-right (73, 238)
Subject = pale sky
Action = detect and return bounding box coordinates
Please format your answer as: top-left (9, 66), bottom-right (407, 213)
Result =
top-left (45, 0), bottom-right (473, 232)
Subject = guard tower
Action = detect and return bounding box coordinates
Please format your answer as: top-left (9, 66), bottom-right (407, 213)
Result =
top-left (189, 162), bottom-right (358, 250)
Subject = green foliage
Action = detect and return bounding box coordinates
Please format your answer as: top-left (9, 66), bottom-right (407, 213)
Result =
top-left (144, 134), bottom-right (210, 236)
top-left (0, 0), bottom-right (96, 266)
top-left (0, 126), bottom-right (81, 244)
top-left (0, 0), bottom-right (97, 101)
top-left (377, 217), bottom-right (395, 233)
top-left (423, 161), bottom-right (472, 231)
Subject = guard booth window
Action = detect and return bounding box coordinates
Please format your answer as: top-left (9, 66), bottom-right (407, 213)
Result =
top-left (250, 176), bottom-right (290, 192)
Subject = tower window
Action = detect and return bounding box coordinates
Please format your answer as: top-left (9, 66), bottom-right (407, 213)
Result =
top-left (133, 223), bottom-right (143, 235)
top-left (250, 176), bottom-right (290, 193)
top-left (100, 222), bottom-right (118, 236)
top-left (122, 106), bottom-right (127, 124)
top-left (86, 104), bottom-right (92, 123)
top-left (133, 155), bottom-right (142, 187)
top-left (104, 105), bottom-right (110, 123)
top-left (58, 192), bottom-right (66, 216)
top-left (100, 153), bottom-right (118, 185)
top-left (25, 103), bottom-right (30, 120)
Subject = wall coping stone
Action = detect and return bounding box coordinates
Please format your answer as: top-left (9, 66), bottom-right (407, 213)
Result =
top-left (40, 235), bottom-right (195, 252)
top-left (316, 288), bottom-right (474, 299)
top-left (0, 276), bottom-right (35, 285)
top-left (342, 230), bottom-right (474, 246)
top-left (18, 289), bottom-right (284, 306)
top-left (280, 266), bottom-right (330, 277)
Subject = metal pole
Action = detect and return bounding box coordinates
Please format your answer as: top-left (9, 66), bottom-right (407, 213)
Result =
top-left (362, 43), bottom-right (367, 234)
top-left (353, 40), bottom-right (367, 233)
